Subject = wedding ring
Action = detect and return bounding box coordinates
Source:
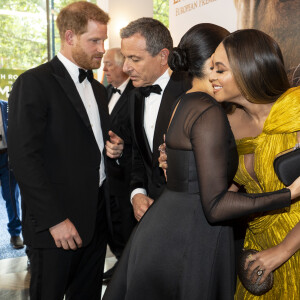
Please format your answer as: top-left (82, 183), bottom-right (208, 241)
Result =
top-left (159, 163), bottom-right (163, 168)
top-left (257, 269), bottom-right (263, 276)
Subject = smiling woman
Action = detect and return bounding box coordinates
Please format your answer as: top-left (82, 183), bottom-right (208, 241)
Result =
top-left (210, 46), bottom-right (242, 103)
top-left (210, 29), bottom-right (300, 299)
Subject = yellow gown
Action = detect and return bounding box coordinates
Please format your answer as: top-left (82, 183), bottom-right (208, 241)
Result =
top-left (234, 87), bottom-right (300, 300)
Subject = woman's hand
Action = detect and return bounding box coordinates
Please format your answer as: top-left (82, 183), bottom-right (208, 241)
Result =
top-left (228, 183), bottom-right (239, 192)
top-left (244, 244), bottom-right (290, 284)
top-left (287, 175), bottom-right (300, 200)
top-left (158, 135), bottom-right (168, 181)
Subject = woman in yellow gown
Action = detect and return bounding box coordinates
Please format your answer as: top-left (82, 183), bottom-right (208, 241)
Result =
top-left (210, 29), bottom-right (300, 299)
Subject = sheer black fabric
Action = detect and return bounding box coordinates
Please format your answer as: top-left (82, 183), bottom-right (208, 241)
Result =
top-left (103, 92), bottom-right (291, 300)
top-left (166, 92), bottom-right (291, 223)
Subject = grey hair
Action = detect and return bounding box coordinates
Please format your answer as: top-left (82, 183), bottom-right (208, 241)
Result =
top-left (108, 48), bottom-right (125, 66)
top-left (120, 17), bottom-right (173, 56)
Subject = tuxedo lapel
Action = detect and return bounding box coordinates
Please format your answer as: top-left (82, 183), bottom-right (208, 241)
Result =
top-left (50, 57), bottom-right (93, 134)
top-left (133, 91), bottom-right (152, 167)
top-left (110, 80), bottom-right (134, 122)
top-left (91, 81), bottom-right (110, 142)
top-left (152, 79), bottom-right (177, 165)
top-left (152, 72), bottom-right (191, 166)
top-left (110, 92), bottom-right (126, 122)
top-left (107, 84), bottom-right (114, 103)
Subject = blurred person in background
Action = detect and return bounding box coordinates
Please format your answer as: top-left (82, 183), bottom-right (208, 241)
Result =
top-left (0, 99), bottom-right (23, 249)
top-left (103, 47), bottom-right (136, 283)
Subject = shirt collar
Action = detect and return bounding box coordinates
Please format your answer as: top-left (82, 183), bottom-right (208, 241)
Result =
top-left (57, 52), bottom-right (83, 84)
top-left (113, 78), bottom-right (130, 94)
top-left (152, 68), bottom-right (171, 94)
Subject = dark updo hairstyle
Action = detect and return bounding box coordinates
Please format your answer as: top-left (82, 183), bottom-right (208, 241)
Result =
top-left (168, 23), bottom-right (229, 78)
top-left (222, 29), bottom-right (290, 104)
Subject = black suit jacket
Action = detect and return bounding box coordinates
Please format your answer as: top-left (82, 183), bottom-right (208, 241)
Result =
top-left (106, 80), bottom-right (135, 196)
top-left (129, 71), bottom-right (192, 200)
top-left (7, 56), bottom-right (110, 248)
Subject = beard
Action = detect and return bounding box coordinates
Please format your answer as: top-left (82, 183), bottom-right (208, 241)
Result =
top-left (72, 43), bottom-right (102, 70)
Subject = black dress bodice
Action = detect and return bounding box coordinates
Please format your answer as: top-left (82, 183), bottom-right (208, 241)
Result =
top-left (165, 92), bottom-right (290, 224)
top-left (167, 149), bottom-right (199, 193)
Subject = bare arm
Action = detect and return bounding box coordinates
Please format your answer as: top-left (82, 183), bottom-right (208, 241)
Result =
top-left (228, 183), bottom-right (239, 192)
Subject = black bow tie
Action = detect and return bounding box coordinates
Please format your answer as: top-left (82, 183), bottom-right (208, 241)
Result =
top-left (139, 84), bottom-right (162, 98)
top-left (78, 68), bottom-right (94, 83)
top-left (112, 87), bottom-right (121, 95)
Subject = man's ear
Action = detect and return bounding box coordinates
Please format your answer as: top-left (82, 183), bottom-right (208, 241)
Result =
top-left (65, 30), bottom-right (75, 45)
top-left (160, 48), bottom-right (170, 66)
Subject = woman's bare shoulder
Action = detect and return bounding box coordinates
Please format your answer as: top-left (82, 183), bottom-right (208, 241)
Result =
top-left (227, 108), bottom-right (248, 140)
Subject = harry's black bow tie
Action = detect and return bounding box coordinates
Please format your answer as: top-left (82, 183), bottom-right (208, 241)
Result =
top-left (112, 87), bottom-right (121, 94)
top-left (78, 68), bottom-right (94, 83)
top-left (139, 84), bottom-right (162, 97)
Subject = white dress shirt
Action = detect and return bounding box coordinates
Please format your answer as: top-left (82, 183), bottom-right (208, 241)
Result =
top-left (131, 69), bottom-right (171, 201)
top-left (57, 52), bottom-right (106, 186)
top-left (108, 78), bottom-right (130, 114)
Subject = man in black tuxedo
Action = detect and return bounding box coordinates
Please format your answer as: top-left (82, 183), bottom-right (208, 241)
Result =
top-left (7, 2), bottom-right (123, 299)
top-left (120, 18), bottom-right (192, 221)
top-left (103, 48), bottom-right (136, 281)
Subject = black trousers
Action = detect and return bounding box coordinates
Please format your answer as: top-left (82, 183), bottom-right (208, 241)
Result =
top-left (28, 188), bottom-right (108, 300)
top-left (108, 194), bottom-right (136, 259)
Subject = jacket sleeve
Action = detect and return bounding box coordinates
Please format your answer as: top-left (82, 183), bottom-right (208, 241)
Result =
top-left (7, 71), bottom-right (67, 232)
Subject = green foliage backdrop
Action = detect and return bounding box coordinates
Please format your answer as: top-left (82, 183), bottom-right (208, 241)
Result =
top-left (153, 0), bottom-right (169, 28)
top-left (0, 0), bottom-right (48, 69)
top-left (0, 0), bottom-right (96, 70)
top-left (0, 0), bottom-right (169, 70)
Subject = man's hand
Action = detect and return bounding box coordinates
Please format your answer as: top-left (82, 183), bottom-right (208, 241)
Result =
top-left (106, 130), bottom-right (124, 159)
top-left (49, 218), bottom-right (82, 250)
top-left (132, 194), bottom-right (154, 221)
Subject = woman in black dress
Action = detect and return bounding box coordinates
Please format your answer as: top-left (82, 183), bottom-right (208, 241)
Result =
top-left (103, 24), bottom-right (300, 300)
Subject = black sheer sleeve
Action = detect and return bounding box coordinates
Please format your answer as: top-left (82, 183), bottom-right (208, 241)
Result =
top-left (167, 92), bottom-right (291, 224)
